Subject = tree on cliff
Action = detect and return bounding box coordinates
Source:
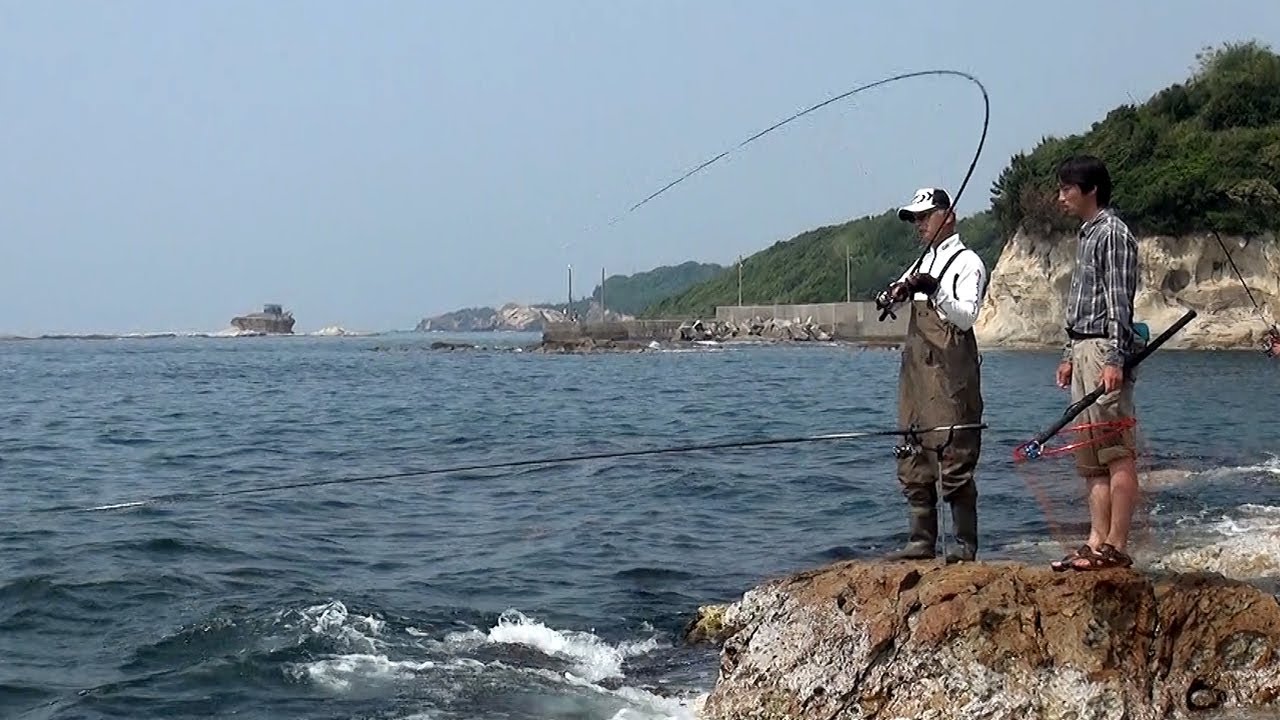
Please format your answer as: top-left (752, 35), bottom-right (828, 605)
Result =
top-left (991, 40), bottom-right (1280, 239)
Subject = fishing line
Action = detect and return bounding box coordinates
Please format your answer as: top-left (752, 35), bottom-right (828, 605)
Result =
top-left (39, 422), bottom-right (987, 514)
top-left (582, 69), bottom-right (990, 267)
top-left (1212, 229), bottom-right (1277, 329)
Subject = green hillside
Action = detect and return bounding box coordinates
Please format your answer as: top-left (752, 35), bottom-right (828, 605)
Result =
top-left (642, 210), bottom-right (1001, 319)
top-left (992, 40), bottom-right (1280, 238)
top-left (641, 39), bottom-right (1280, 319)
top-left (588, 261), bottom-right (724, 315)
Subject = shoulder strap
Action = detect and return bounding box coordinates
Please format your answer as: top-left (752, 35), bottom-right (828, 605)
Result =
top-left (935, 247), bottom-right (987, 300)
top-left (935, 245), bottom-right (967, 282)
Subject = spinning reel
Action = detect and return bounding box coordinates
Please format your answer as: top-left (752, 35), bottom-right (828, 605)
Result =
top-left (890, 423), bottom-right (959, 460)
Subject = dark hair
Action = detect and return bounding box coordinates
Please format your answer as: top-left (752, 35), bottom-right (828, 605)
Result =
top-left (1056, 155), bottom-right (1112, 206)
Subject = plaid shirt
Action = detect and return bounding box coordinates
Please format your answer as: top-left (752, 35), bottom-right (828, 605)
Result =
top-left (1063, 207), bottom-right (1139, 366)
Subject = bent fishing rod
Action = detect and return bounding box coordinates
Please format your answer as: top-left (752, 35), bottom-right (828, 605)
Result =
top-left (1014, 308), bottom-right (1197, 461)
top-left (569, 69), bottom-right (988, 320)
top-left (871, 72), bottom-right (989, 323)
top-left (582, 69), bottom-right (990, 276)
top-left (42, 422), bottom-right (988, 514)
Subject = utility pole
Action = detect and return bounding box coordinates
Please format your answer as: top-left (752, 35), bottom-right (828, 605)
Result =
top-left (846, 245), bottom-right (851, 303)
top-left (737, 255), bottom-right (743, 306)
top-left (600, 266), bottom-right (606, 319)
top-left (567, 264), bottom-right (573, 317)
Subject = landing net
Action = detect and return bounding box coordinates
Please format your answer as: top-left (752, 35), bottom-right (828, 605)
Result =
top-left (1013, 417), bottom-right (1156, 558)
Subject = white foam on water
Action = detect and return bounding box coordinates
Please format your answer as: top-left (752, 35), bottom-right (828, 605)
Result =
top-left (288, 653), bottom-right (436, 692)
top-left (492, 661), bottom-right (706, 720)
top-left (1194, 453), bottom-right (1280, 481)
top-left (1152, 503), bottom-right (1280, 578)
top-left (280, 603), bottom-right (703, 719)
top-left (479, 609), bottom-right (661, 683)
top-left (297, 600), bottom-right (385, 654)
top-left (310, 325), bottom-right (378, 336)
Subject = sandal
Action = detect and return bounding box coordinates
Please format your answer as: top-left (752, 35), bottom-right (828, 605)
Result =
top-left (1070, 543), bottom-right (1133, 571)
top-left (1051, 544), bottom-right (1097, 572)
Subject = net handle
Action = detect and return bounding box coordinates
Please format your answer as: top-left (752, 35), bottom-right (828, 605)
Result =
top-left (1013, 417), bottom-right (1137, 461)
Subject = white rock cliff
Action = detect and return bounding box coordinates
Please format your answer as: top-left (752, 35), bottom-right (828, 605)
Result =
top-left (974, 230), bottom-right (1280, 350)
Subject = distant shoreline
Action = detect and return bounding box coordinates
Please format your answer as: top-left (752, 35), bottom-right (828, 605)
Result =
top-left (0, 331), bottom-right (1261, 355)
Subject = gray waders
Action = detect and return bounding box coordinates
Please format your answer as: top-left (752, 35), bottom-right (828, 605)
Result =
top-left (888, 297), bottom-right (984, 563)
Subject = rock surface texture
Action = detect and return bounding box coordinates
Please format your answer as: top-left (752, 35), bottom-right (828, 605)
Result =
top-left (974, 230), bottom-right (1280, 350)
top-left (696, 560), bottom-right (1280, 720)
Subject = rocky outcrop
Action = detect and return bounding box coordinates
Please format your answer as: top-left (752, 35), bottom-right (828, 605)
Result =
top-left (230, 304), bottom-right (295, 335)
top-left (975, 230), bottom-right (1280, 349)
top-left (416, 302), bottom-right (634, 332)
top-left (693, 560), bottom-right (1280, 720)
top-left (415, 304), bottom-right (562, 332)
top-left (529, 337), bottom-right (657, 354)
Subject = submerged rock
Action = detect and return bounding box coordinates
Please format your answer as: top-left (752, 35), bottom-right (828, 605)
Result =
top-left (684, 604), bottom-right (735, 646)
top-left (429, 341), bottom-right (479, 351)
top-left (698, 560), bottom-right (1280, 720)
top-left (528, 337), bottom-right (656, 354)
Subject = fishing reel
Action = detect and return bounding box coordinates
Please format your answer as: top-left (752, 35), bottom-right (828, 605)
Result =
top-left (1262, 329), bottom-right (1280, 358)
top-left (875, 283), bottom-right (908, 322)
top-left (1015, 441), bottom-right (1043, 461)
top-left (891, 424), bottom-right (927, 459)
top-left (891, 442), bottom-right (918, 460)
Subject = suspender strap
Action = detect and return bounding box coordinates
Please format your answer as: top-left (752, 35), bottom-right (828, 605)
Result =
top-left (935, 246), bottom-right (967, 298)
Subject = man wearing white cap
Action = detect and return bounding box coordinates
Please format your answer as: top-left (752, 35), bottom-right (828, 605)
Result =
top-left (875, 186), bottom-right (988, 562)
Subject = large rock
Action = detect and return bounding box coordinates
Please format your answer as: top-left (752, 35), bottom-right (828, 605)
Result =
top-left (696, 560), bottom-right (1280, 720)
top-left (975, 229), bottom-right (1280, 350)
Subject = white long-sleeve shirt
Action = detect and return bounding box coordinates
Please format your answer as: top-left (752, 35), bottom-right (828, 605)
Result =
top-left (889, 233), bottom-right (988, 332)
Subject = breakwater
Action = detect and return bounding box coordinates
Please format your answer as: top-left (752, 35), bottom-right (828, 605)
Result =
top-left (540, 301), bottom-right (908, 345)
top-left (715, 301), bottom-right (908, 340)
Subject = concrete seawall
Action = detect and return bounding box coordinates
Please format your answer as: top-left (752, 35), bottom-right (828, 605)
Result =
top-left (541, 301), bottom-right (908, 343)
top-left (715, 302), bottom-right (908, 340)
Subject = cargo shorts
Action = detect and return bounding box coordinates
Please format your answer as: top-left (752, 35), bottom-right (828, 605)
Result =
top-left (1070, 338), bottom-right (1137, 477)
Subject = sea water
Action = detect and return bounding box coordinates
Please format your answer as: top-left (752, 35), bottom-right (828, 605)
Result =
top-left (3, 332), bottom-right (1279, 719)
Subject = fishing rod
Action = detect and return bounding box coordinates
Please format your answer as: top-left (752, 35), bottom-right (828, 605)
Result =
top-left (611, 69), bottom-right (988, 221)
top-left (1013, 308), bottom-right (1196, 461)
top-left (578, 69), bottom-right (990, 281)
top-left (1211, 229), bottom-right (1280, 356)
top-left (870, 72), bottom-right (989, 323)
top-left (41, 422), bottom-right (988, 514)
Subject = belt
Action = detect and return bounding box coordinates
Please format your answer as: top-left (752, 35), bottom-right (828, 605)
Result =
top-left (1066, 328), bottom-right (1107, 341)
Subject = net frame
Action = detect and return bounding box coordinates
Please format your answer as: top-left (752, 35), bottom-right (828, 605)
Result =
top-left (1014, 416), bottom-right (1156, 556)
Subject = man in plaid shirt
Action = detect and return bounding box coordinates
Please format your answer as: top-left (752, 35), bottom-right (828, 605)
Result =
top-left (1050, 155), bottom-right (1143, 572)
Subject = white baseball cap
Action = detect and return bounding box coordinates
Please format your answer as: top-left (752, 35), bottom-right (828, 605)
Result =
top-left (897, 187), bottom-right (952, 221)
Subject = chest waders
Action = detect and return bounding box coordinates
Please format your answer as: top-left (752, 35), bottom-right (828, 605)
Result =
top-left (887, 251), bottom-right (985, 563)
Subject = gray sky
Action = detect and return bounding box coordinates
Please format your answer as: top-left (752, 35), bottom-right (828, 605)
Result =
top-left (2, 1), bottom-right (1275, 335)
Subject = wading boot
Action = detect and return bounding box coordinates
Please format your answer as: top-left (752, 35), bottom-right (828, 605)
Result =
top-left (887, 505), bottom-right (937, 560)
top-left (945, 495), bottom-right (978, 564)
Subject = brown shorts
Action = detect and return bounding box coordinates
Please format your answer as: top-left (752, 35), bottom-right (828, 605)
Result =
top-left (1070, 338), bottom-right (1137, 476)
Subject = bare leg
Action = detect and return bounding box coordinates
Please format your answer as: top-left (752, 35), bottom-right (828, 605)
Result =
top-left (1086, 476), bottom-right (1112, 550)
top-left (1105, 455), bottom-right (1139, 552)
